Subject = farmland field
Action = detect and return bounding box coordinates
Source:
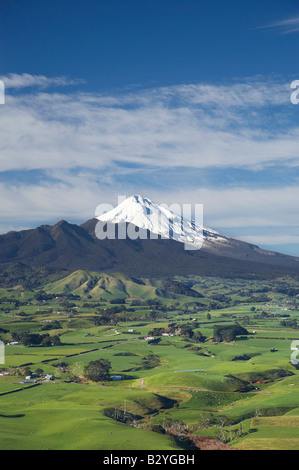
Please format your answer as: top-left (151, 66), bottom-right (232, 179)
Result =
top-left (1, 269), bottom-right (299, 450)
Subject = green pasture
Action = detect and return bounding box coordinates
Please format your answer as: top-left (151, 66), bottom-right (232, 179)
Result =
top-left (1, 273), bottom-right (299, 450)
top-left (0, 383), bottom-right (181, 450)
top-left (236, 415), bottom-right (299, 450)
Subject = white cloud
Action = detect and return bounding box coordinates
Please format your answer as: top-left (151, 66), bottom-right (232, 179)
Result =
top-left (0, 75), bottom-right (298, 254)
top-left (257, 15), bottom-right (299, 34)
top-left (147, 185), bottom-right (299, 230)
top-left (0, 179), bottom-right (112, 225)
top-left (0, 179), bottom-right (298, 235)
top-left (0, 78), bottom-right (296, 176)
top-left (238, 234), bottom-right (299, 246)
top-left (0, 73), bottom-right (84, 89)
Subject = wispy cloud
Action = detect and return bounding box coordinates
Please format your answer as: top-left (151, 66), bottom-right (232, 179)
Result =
top-left (0, 77), bottom-right (295, 175)
top-left (0, 73), bottom-right (84, 89)
top-left (258, 15), bottom-right (299, 34)
top-left (0, 75), bottom-right (298, 250)
top-left (239, 234), bottom-right (299, 246)
top-left (1, 180), bottom-right (299, 238)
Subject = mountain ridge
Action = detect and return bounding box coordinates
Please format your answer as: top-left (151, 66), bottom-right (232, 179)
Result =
top-left (0, 216), bottom-right (299, 279)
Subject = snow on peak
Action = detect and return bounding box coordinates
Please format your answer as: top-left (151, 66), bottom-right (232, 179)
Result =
top-left (96, 194), bottom-right (216, 248)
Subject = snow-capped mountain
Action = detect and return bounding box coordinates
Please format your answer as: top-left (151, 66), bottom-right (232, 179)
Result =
top-left (0, 194), bottom-right (299, 278)
top-left (96, 194), bottom-right (225, 249)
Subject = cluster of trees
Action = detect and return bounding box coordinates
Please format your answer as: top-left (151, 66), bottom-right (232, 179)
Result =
top-left (253, 311), bottom-right (290, 320)
top-left (238, 288), bottom-right (269, 297)
top-left (53, 361), bottom-right (69, 373)
top-left (109, 298), bottom-right (126, 305)
top-left (148, 327), bottom-right (166, 337)
top-left (213, 324), bottom-right (249, 343)
top-left (97, 305), bottom-right (127, 316)
top-left (208, 294), bottom-right (231, 303)
top-left (94, 305), bottom-right (128, 326)
top-left (280, 319), bottom-right (298, 329)
top-left (57, 299), bottom-right (78, 313)
top-left (141, 353), bottom-right (161, 370)
top-left (83, 353), bottom-right (162, 381)
top-left (274, 286), bottom-right (299, 297)
top-left (93, 299), bottom-right (172, 326)
top-left (147, 322), bottom-right (206, 343)
top-left (34, 291), bottom-right (57, 302)
top-left (147, 337), bottom-right (161, 345)
top-left (84, 358), bottom-right (111, 382)
top-left (129, 299), bottom-right (177, 310)
top-left (11, 331), bottom-right (61, 347)
top-left (247, 295), bottom-right (271, 303)
top-left (231, 354), bottom-right (252, 361)
top-left (0, 262), bottom-right (67, 290)
top-left (160, 279), bottom-right (204, 298)
top-left (82, 302), bottom-right (104, 308)
top-left (40, 320), bottom-right (62, 331)
top-left (34, 291), bottom-right (81, 304)
top-left (147, 309), bottom-right (168, 320)
top-left (0, 327), bottom-right (8, 345)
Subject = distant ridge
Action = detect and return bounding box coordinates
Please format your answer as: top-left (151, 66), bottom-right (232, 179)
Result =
top-left (0, 195), bottom-right (299, 278)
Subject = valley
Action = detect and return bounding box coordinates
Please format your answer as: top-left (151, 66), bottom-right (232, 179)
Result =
top-left (1, 263), bottom-right (299, 450)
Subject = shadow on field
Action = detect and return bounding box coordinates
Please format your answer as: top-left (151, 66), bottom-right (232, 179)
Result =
top-left (153, 394), bottom-right (177, 409)
top-left (0, 413), bottom-right (25, 418)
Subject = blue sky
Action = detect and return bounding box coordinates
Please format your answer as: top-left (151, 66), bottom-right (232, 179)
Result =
top-left (0, 0), bottom-right (299, 256)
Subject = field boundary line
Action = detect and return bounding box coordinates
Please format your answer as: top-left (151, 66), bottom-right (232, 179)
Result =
top-left (0, 382), bottom-right (40, 397)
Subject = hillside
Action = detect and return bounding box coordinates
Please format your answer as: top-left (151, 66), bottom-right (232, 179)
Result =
top-left (1, 272), bottom-right (299, 451)
top-left (43, 269), bottom-right (206, 302)
top-left (0, 219), bottom-right (299, 279)
top-left (0, 262), bottom-right (69, 290)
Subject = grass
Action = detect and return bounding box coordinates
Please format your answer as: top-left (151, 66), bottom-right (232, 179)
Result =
top-left (1, 273), bottom-right (299, 450)
top-left (143, 371), bottom-right (251, 392)
top-left (235, 416), bottom-right (299, 450)
top-left (0, 383), bottom-right (181, 450)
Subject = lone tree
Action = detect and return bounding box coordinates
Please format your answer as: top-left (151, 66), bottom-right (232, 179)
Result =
top-left (84, 359), bottom-right (111, 382)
